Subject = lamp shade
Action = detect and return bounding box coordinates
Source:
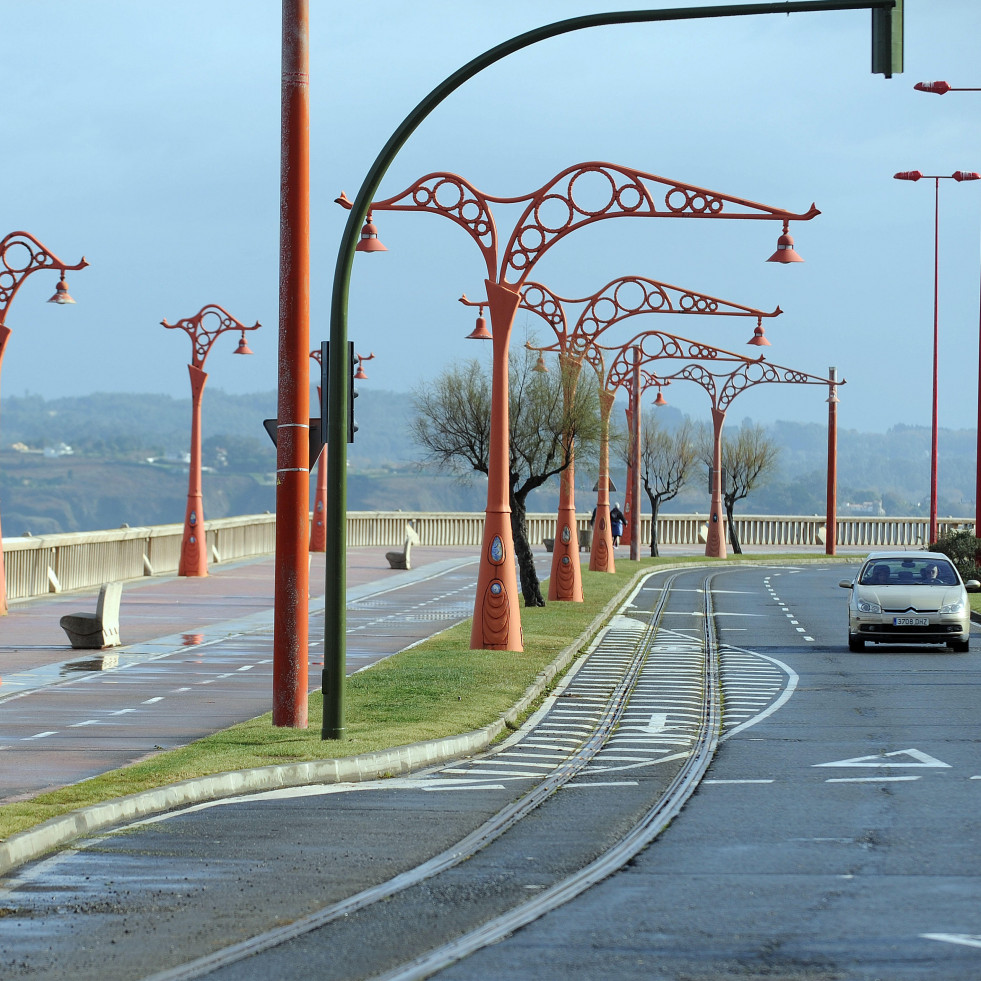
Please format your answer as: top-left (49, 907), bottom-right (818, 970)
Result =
top-left (914, 80), bottom-right (951, 94)
top-left (47, 274), bottom-right (76, 304)
top-left (767, 224), bottom-right (803, 263)
top-left (747, 322), bottom-right (771, 346)
top-left (356, 213), bottom-right (387, 252)
top-left (466, 311), bottom-right (492, 340)
top-left (233, 332), bottom-right (253, 355)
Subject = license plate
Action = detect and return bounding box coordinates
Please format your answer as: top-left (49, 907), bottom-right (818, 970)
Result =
top-left (894, 616), bottom-right (929, 626)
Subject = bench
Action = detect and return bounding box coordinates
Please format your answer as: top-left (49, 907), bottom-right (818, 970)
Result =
top-left (59, 582), bottom-right (123, 649)
top-left (386, 524), bottom-right (421, 570)
top-left (544, 528), bottom-right (592, 553)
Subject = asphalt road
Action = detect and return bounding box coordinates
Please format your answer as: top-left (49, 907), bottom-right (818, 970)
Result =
top-left (3, 561), bottom-right (981, 980)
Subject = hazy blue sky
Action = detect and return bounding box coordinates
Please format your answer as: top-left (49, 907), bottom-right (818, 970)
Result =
top-left (3, 1), bottom-right (980, 434)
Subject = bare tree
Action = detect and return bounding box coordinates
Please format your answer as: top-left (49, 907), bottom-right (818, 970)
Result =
top-left (698, 421), bottom-right (780, 553)
top-left (633, 416), bottom-right (697, 557)
top-left (410, 349), bottom-right (599, 606)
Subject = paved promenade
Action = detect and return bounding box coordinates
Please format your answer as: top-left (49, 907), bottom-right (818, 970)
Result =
top-left (0, 546), bottom-right (491, 802)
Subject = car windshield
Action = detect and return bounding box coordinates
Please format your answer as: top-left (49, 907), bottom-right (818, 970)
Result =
top-left (859, 558), bottom-right (958, 586)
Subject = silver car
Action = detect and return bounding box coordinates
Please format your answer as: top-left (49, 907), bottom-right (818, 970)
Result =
top-left (839, 551), bottom-right (980, 652)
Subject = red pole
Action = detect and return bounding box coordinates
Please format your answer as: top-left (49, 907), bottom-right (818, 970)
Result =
top-left (589, 390), bottom-right (615, 573)
top-left (705, 407), bottom-right (727, 558)
top-left (931, 177), bottom-right (940, 546)
top-left (826, 367), bottom-right (838, 556)
top-left (0, 326), bottom-right (9, 615)
top-left (629, 346), bottom-right (642, 561)
top-left (179, 365), bottom-right (209, 576)
top-left (470, 280), bottom-right (523, 650)
top-left (547, 354), bottom-right (583, 602)
top-left (273, 0), bottom-right (310, 727)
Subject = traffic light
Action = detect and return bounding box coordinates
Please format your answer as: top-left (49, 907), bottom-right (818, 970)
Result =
top-left (872, 0), bottom-right (903, 78)
top-left (348, 341), bottom-right (358, 443)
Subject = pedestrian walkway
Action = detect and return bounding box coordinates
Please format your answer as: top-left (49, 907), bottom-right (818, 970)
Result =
top-left (0, 545), bottom-right (478, 700)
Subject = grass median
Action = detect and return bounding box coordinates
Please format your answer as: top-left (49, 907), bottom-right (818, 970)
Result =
top-left (0, 553), bottom-right (849, 842)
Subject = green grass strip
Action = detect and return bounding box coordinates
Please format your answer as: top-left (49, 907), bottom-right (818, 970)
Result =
top-left (0, 554), bottom-right (849, 841)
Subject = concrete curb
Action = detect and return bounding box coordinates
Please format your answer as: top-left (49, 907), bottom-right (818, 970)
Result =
top-left (0, 557), bottom-right (856, 875)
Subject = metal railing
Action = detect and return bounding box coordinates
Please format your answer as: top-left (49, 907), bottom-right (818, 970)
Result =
top-left (3, 511), bottom-right (974, 603)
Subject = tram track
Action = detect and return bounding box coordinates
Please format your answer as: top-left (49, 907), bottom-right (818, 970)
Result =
top-left (142, 570), bottom-right (725, 981)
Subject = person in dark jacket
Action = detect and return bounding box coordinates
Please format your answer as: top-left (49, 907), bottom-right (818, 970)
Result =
top-left (610, 502), bottom-right (625, 546)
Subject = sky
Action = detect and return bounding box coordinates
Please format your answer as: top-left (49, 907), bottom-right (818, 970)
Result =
top-left (3, 0), bottom-right (981, 435)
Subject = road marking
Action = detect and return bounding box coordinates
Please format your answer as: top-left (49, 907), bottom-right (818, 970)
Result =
top-left (704, 779), bottom-right (774, 784)
top-left (826, 775), bottom-right (922, 783)
top-left (69, 720), bottom-right (102, 728)
top-left (620, 712), bottom-right (668, 734)
top-left (922, 934), bottom-right (981, 950)
top-left (814, 748), bottom-right (950, 769)
top-left (565, 781), bottom-right (639, 788)
top-left (142, 697), bottom-right (163, 705)
top-left (25, 731), bottom-right (57, 740)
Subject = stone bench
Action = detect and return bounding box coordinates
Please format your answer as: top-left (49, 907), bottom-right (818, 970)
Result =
top-left (59, 581), bottom-right (122, 649)
top-left (386, 524), bottom-right (421, 570)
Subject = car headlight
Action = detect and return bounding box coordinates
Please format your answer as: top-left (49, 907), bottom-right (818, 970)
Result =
top-left (857, 599), bottom-right (881, 614)
top-left (940, 599), bottom-right (965, 614)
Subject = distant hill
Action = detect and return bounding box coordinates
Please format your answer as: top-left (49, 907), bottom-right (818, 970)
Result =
top-left (0, 390), bottom-right (974, 536)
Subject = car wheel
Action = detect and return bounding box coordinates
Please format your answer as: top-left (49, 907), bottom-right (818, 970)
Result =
top-left (948, 638), bottom-right (970, 653)
top-left (848, 634), bottom-right (865, 652)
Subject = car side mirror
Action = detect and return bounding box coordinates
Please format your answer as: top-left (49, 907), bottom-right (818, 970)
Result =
top-left (965, 579), bottom-right (981, 593)
top-left (838, 579), bottom-right (854, 589)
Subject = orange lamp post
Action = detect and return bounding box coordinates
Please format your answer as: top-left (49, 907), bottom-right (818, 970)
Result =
top-left (161, 305), bottom-right (259, 577)
top-left (0, 231), bottom-right (87, 615)
top-left (893, 169), bottom-right (981, 545)
top-left (585, 331), bottom-right (759, 569)
top-left (613, 352), bottom-right (842, 558)
top-left (516, 276), bottom-right (779, 588)
top-left (344, 163), bottom-right (816, 648)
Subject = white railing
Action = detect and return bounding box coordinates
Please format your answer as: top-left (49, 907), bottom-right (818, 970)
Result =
top-left (3, 512), bottom-right (974, 603)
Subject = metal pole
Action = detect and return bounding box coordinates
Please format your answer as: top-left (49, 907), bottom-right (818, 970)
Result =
top-left (931, 177), bottom-right (940, 546)
top-left (273, 0), bottom-right (310, 728)
top-left (179, 365), bottom-right (209, 576)
top-left (630, 346), bottom-right (642, 561)
top-left (826, 366), bottom-right (839, 556)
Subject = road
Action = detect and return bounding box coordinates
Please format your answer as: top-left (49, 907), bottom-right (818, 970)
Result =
top-left (2, 561), bottom-right (980, 980)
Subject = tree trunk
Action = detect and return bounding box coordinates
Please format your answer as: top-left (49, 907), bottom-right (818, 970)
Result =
top-left (725, 500), bottom-right (742, 554)
top-left (649, 499), bottom-right (661, 557)
top-left (510, 495), bottom-right (545, 606)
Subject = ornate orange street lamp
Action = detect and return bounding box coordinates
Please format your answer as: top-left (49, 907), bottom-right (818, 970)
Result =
top-left (0, 231), bottom-right (87, 615)
top-left (612, 351), bottom-right (841, 558)
top-left (513, 276), bottom-right (778, 591)
top-left (581, 331), bottom-right (756, 569)
top-left (308, 347), bottom-right (373, 552)
top-left (893, 169), bottom-right (981, 545)
top-left (343, 162), bottom-right (816, 648)
top-left (162, 304), bottom-right (259, 577)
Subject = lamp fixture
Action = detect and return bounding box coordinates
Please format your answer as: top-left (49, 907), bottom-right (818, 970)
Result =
top-left (466, 305), bottom-right (492, 340)
top-left (766, 221), bottom-right (803, 263)
top-left (47, 272), bottom-right (76, 304)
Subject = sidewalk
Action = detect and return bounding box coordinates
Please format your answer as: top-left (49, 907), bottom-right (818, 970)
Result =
top-left (0, 545), bottom-right (479, 698)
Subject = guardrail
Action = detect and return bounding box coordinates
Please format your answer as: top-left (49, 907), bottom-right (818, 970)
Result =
top-left (3, 512), bottom-right (974, 603)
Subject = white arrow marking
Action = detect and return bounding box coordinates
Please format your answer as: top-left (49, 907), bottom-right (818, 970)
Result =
top-left (621, 713), bottom-right (668, 734)
top-left (922, 933), bottom-right (981, 950)
top-left (814, 748), bottom-right (950, 769)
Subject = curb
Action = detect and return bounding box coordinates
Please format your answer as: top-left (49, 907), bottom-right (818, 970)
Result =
top-left (0, 556), bottom-right (857, 875)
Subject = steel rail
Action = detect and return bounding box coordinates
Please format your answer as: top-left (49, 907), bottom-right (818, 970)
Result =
top-left (140, 573), bottom-right (684, 981)
top-left (370, 572), bottom-right (723, 981)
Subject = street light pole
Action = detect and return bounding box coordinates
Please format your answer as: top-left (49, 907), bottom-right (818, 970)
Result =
top-left (0, 231), bottom-right (87, 616)
top-left (827, 366), bottom-right (840, 555)
top-left (321, 0), bottom-right (891, 737)
top-left (161, 305), bottom-right (259, 578)
top-left (894, 169), bottom-right (981, 545)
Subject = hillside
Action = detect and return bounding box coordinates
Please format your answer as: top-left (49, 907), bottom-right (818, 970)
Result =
top-left (0, 390), bottom-right (974, 536)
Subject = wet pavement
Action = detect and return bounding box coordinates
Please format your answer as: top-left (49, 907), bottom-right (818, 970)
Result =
top-left (0, 546), bottom-right (491, 801)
